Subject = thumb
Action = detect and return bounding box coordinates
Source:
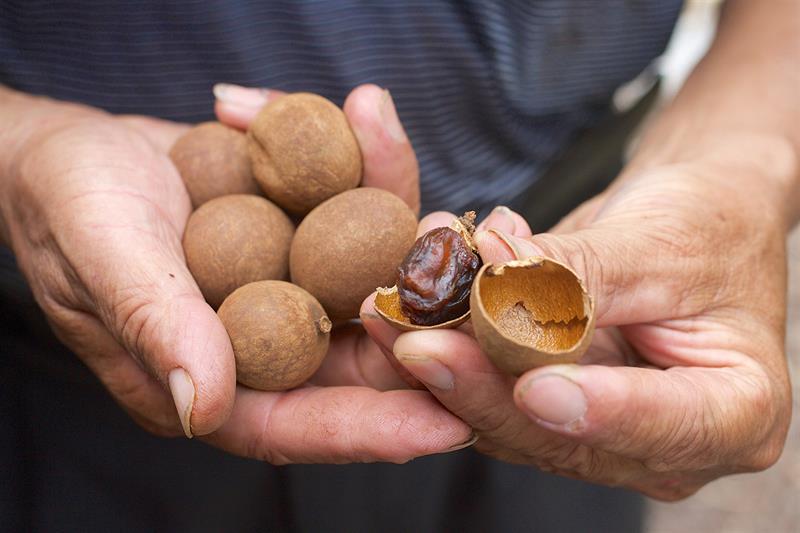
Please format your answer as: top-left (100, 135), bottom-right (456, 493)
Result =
top-left (475, 227), bottom-right (682, 327)
top-left (104, 273), bottom-right (237, 438)
top-left (513, 363), bottom-right (780, 484)
top-left (64, 205), bottom-right (237, 438)
top-left (344, 84), bottom-right (420, 215)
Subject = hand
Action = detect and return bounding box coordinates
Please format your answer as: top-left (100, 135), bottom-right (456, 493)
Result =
top-left (363, 149), bottom-right (794, 499)
top-left (0, 85), bottom-right (471, 463)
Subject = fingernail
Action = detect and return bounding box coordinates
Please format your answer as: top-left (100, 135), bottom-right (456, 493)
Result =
top-left (213, 83), bottom-right (270, 108)
top-left (519, 373), bottom-right (587, 430)
top-left (168, 367), bottom-right (195, 438)
top-left (445, 432), bottom-right (478, 453)
top-left (479, 206), bottom-right (517, 234)
top-left (489, 229), bottom-right (542, 260)
top-left (396, 354), bottom-right (454, 391)
top-left (380, 89), bottom-right (408, 143)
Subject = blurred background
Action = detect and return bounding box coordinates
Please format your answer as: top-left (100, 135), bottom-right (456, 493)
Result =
top-left (642, 1), bottom-right (799, 531)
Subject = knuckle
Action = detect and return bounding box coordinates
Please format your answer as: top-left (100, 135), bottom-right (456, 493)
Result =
top-left (109, 286), bottom-right (167, 364)
top-left (373, 410), bottom-right (417, 463)
top-left (245, 400), bottom-right (285, 465)
top-left (735, 367), bottom-right (790, 472)
top-left (534, 440), bottom-right (598, 479)
top-left (461, 396), bottom-right (517, 437)
top-left (642, 374), bottom-right (718, 472)
top-left (555, 444), bottom-right (599, 478)
top-left (531, 441), bottom-right (626, 485)
top-left (644, 367), bottom-right (789, 475)
top-left (108, 288), bottom-right (199, 366)
top-left (745, 438), bottom-right (784, 472)
top-left (37, 291), bottom-right (75, 326)
top-left (539, 232), bottom-right (619, 324)
top-left (645, 409), bottom-right (710, 472)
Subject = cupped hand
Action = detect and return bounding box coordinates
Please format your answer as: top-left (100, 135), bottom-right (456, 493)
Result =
top-left (0, 103), bottom-right (228, 437)
top-left (363, 147), bottom-right (794, 499)
top-left (0, 85), bottom-right (472, 463)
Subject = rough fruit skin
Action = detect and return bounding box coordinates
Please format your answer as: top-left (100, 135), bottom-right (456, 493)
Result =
top-left (183, 194), bottom-right (294, 309)
top-left (290, 188), bottom-right (417, 320)
top-left (169, 122), bottom-right (260, 208)
top-left (248, 93), bottom-right (362, 215)
top-left (396, 227), bottom-right (481, 326)
top-left (218, 280), bottom-right (331, 391)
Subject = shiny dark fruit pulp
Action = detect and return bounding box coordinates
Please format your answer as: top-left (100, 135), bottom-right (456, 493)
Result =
top-left (396, 227), bottom-right (482, 326)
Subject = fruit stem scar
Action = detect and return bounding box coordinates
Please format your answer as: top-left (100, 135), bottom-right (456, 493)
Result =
top-left (316, 316), bottom-right (333, 334)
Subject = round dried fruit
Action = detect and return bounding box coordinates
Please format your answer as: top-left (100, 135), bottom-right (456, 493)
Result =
top-left (290, 187), bottom-right (417, 321)
top-left (169, 122), bottom-right (260, 208)
top-left (248, 93), bottom-right (362, 215)
top-left (218, 280), bottom-right (331, 391)
top-left (183, 194), bottom-right (294, 309)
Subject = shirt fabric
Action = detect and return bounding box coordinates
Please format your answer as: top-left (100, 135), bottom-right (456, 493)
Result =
top-left (0, 0), bottom-right (682, 215)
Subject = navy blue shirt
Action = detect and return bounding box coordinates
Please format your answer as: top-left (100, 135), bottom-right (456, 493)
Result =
top-left (0, 0), bottom-right (681, 215)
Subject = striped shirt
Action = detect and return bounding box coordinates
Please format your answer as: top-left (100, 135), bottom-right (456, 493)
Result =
top-left (0, 0), bottom-right (682, 215)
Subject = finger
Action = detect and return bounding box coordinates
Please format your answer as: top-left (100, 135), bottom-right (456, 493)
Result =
top-left (309, 320), bottom-right (410, 390)
top-left (47, 306), bottom-right (184, 437)
top-left (344, 84), bottom-right (420, 214)
top-left (513, 363), bottom-right (785, 475)
top-left (117, 115), bottom-right (190, 153)
top-left (55, 182), bottom-right (237, 437)
top-left (213, 83), bottom-right (286, 130)
top-left (203, 385), bottom-right (475, 464)
top-left (472, 208), bottom-right (532, 263)
top-left (392, 329), bottom-right (524, 439)
top-left (473, 229), bottom-right (521, 263)
top-left (476, 205), bottom-right (533, 237)
top-left (104, 260), bottom-right (235, 438)
top-left (392, 329), bottom-right (646, 485)
top-left (417, 210), bottom-right (456, 236)
top-left (471, 227), bottom-right (684, 327)
top-left (360, 293), bottom-right (424, 389)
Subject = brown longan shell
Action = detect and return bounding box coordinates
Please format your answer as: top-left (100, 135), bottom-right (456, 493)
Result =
top-left (248, 93), bottom-right (362, 215)
top-left (183, 194), bottom-right (294, 309)
top-left (169, 122), bottom-right (260, 208)
top-left (470, 257), bottom-right (596, 375)
top-left (290, 188), bottom-right (417, 320)
top-left (218, 280), bottom-right (331, 391)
